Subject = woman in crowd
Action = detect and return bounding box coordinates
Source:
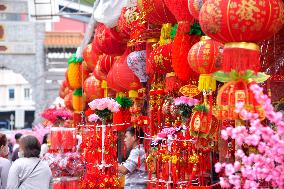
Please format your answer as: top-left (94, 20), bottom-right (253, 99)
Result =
top-left (40, 133), bottom-right (49, 158)
top-left (7, 135), bottom-right (52, 189)
top-left (0, 133), bottom-right (11, 189)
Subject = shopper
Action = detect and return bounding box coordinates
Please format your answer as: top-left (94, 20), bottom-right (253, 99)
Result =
top-left (0, 133), bottom-right (11, 189)
top-left (7, 135), bottom-right (52, 189)
top-left (40, 133), bottom-right (49, 158)
top-left (11, 133), bottom-right (22, 161)
top-left (118, 127), bottom-right (148, 189)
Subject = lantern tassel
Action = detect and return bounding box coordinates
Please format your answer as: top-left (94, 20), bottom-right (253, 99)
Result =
top-left (129, 90), bottom-right (138, 98)
top-left (101, 79), bottom-right (108, 97)
top-left (198, 74), bottom-right (216, 91)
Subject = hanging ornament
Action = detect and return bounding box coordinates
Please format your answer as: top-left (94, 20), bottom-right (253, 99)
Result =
top-left (72, 88), bottom-right (86, 112)
top-left (82, 44), bottom-right (99, 72)
top-left (188, 0), bottom-right (207, 20)
top-left (127, 50), bottom-right (148, 84)
top-left (67, 54), bottom-right (83, 89)
top-left (83, 76), bottom-right (104, 102)
top-left (199, 0), bottom-right (284, 73)
top-left (165, 72), bottom-right (185, 94)
top-left (188, 36), bottom-right (223, 91)
top-left (137, 0), bottom-right (176, 25)
top-left (64, 92), bottom-right (73, 111)
top-left (164, 0), bottom-right (194, 22)
top-left (93, 54), bottom-right (116, 81)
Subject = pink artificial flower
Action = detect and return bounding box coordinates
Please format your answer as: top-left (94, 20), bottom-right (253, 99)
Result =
top-left (88, 114), bottom-right (100, 122)
top-left (219, 177), bottom-right (231, 188)
top-left (228, 175), bottom-right (241, 188)
top-left (221, 130), bottom-right (229, 140)
top-left (224, 164), bottom-right (235, 176)
top-left (214, 162), bottom-right (223, 173)
top-left (234, 161), bottom-right (241, 171)
top-left (235, 149), bottom-right (245, 158)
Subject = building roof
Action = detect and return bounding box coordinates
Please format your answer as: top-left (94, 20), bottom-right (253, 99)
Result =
top-left (44, 32), bottom-right (84, 48)
top-left (0, 69), bottom-right (29, 86)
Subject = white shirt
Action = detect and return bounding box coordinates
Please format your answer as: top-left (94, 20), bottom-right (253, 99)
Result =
top-left (7, 157), bottom-right (52, 189)
top-left (12, 144), bottom-right (19, 152)
top-left (40, 144), bottom-right (48, 158)
top-left (0, 157), bottom-right (11, 189)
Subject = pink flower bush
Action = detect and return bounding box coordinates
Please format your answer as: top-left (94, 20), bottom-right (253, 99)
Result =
top-left (88, 98), bottom-right (120, 113)
top-left (41, 107), bottom-right (72, 123)
top-left (152, 127), bottom-right (183, 145)
top-left (216, 84), bottom-right (284, 189)
top-left (174, 96), bottom-right (199, 106)
top-left (88, 114), bottom-right (101, 122)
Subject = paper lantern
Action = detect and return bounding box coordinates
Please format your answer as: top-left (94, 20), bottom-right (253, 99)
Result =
top-left (94, 24), bottom-right (127, 56)
top-left (82, 44), bottom-right (99, 71)
top-left (164, 0), bottom-right (194, 22)
top-left (127, 50), bottom-right (148, 83)
top-left (93, 54), bottom-right (116, 81)
top-left (107, 67), bottom-right (127, 92)
top-left (188, 37), bottom-right (223, 91)
top-left (83, 76), bottom-right (104, 102)
top-left (214, 80), bottom-right (265, 120)
top-left (147, 43), bottom-right (173, 75)
top-left (172, 23), bottom-right (200, 82)
top-left (188, 0), bottom-right (207, 20)
top-left (64, 92), bottom-right (73, 111)
top-left (138, 0), bottom-right (176, 25)
top-left (72, 89), bottom-right (86, 112)
top-left (67, 55), bottom-right (83, 89)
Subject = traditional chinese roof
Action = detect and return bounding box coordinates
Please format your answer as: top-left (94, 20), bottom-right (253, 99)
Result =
top-left (44, 32), bottom-right (84, 48)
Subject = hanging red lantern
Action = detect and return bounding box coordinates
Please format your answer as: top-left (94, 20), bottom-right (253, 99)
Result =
top-left (172, 23), bottom-right (200, 82)
top-left (164, 0), bottom-right (194, 22)
top-left (199, 0), bottom-right (284, 73)
top-left (82, 44), bottom-right (99, 72)
top-left (147, 43), bottom-right (173, 75)
top-left (137, 0), bottom-right (176, 25)
top-left (83, 76), bottom-right (104, 102)
top-left (94, 24), bottom-right (127, 56)
top-left (111, 48), bottom-right (142, 97)
top-left (188, 36), bottom-right (223, 91)
top-left (188, 0), bottom-right (207, 20)
top-left (64, 92), bottom-right (73, 111)
top-left (189, 110), bottom-right (212, 138)
top-left (106, 67), bottom-right (127, 92)
top-left (93, 54), bottom-right (116, 81)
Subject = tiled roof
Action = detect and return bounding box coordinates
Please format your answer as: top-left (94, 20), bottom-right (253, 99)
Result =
top-left (44, 32), bottom-right (84, 48)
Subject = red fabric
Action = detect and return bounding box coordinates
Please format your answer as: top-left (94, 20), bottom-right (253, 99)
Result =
top-left (83, 75), bottom-right (104, 102)
top-left (188, 38), bottom-right (223, 74)
top-left (164, 0), bottom-right (194, 22)
top-left (93, 24), bottom-right (127, 56)
top-left (138, 0), bottom-right (176, 25)
top-left (222, 47), bottom-right (261, 72)
top-left (188, 0), bottom-right (208, 20)
top-left (199, 0), bottom-right (284, 43)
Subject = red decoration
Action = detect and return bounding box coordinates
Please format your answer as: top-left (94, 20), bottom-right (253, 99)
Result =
top-left (189, 111), bottom-right (212, 138)
top-left (93, 54), bottom-right (116, 81)
top-left (106, 67), bottom-right (127, 92)
top-left (164, 0), bottom-right (194, 22)
top-left (64, 92), bottom-right (73, 111)
top-left (83, 75), bottom-right (104, 102)
top-left (188, 0), bottom-right (207, 20)
top-left (113, 109), bottom-right (131, 131)
top-left (147, 43), bottom-right (173, 75)
top-left (82, 44), bottom-right (99, 71)
top-left (172, 23), bottom-right (200, 82)
top-left (199, 0), bottom-right (284, 43)
top-left (93, 24), bottom-right (127, 56)
top-left (138, 0), bottom-right (176, 25)
top-left (165, 72), bottom-right (185, 94)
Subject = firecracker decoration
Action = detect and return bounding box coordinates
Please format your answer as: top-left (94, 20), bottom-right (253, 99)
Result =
top-left (72, 88), bottom-right (86, 113)
top-left (67, 54), bottom-right (83, 89)
top-left (165, 72), bottom-right (186, 94)
top-left (188, 36), bottom-right (223, 91)
top-left (199, 0), bottom-right (284, 73)
top-left (83, 75), bottom-right (104, 102)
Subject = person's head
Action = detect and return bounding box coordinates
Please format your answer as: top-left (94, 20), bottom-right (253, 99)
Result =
top-left (19, 135), bottom-right (41, 158)
top-left (15, 133), bottom-right (23, 144)
top-left (0, 133), bottom-right (8, 157)
top-left (124, 127), bottom-right (144, 151)
top-left (42, 133), bottom-right (49, 144)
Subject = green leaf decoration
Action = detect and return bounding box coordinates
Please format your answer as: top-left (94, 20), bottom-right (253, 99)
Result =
top-left (170, 23), bottom-right (178, 38)
top-left (115, 96), bottom-right (133, 109)
top-left (229, 70), bottom-right (238, 81)
top-left (189, 22), bottom-right (205, 36)
top-left (68, 54), bottom-right (83, 65)
top-left (251, 72), bottom-right (270, 83)
top-left (243, 70), bottom-right (254, 80)
top-left (73, 88), bottom-right (83, 96)
top-left (213, 71), bottom-right (231, 82)
top-left (193, 104), bottom-right (209, 113)
top-left (95, 109), bottom-right (112, 119)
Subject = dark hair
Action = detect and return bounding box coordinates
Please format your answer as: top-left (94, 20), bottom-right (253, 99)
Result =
top-left (20, 135), bottom-right (41, 158)
top-left (125, 126), bottom-right (144, 144)
top-left (0, 133), bottom-right (7, 147)
top-left (15, 133), bottom-right (23, 140)
top-left (42, 133), bottom-right (49, 144)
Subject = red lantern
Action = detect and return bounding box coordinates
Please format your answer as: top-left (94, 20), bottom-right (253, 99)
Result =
top-left (189, 111), bottom-right (212, 138)
top-left (83, 76), bottom-right (104, 102)
top-left (138, 0), bottom-right (176, 25)
top-left (188, 0), bottom-right (207, 20)
top-left (93, 54), bottom-right (116, 81)
top-left (82, 44), bottom-right (99, 71)
top-left (172, 23), bottom-right (200, 82)
top-left (106, 67), bottom-right (127, 92)
top-left (188, 37), bottom-right (223, 91)
top-left (147, 43), bottom-right (173, 75)
top-left (64, 92), bottom-right (73, 111)
top-left (199, 0), bottom-right (284, 73)
top-left (164, 0), bottom-right (194, 22)
top-left (94, 24), bottom-right (127, 56)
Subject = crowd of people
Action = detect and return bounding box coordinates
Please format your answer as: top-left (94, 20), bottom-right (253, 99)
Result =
top-left (0, 126), bottom-right (148, 189)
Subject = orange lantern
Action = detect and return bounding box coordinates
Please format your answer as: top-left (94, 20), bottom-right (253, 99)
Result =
top-left (82, 44), bottom-right (99, 71)
top-left (188, 37), bottom-right (223, 91)
top-left (214, 80), bottom-right (265, 120)
top-left (83, 76), bottom-right (104, 102)
top-left (188, 0), bottom-right (207, 20)
top-left (72, 89), bottom-right (86, 112)
top-left (67, 55), bottom-right (83, 89)
top-left (138, 0), bottom-right (176, 25)
top-left (199, 0), bottom-right (284, 73)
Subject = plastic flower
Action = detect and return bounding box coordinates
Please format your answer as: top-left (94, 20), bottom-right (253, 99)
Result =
top-left (88, 114), bottom-right (101, 122)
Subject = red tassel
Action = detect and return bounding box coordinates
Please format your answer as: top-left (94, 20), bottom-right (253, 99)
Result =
top-left (165, 72), bottom-right (185, 93)
top-left (222, 43), bottom-right (261, 73)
